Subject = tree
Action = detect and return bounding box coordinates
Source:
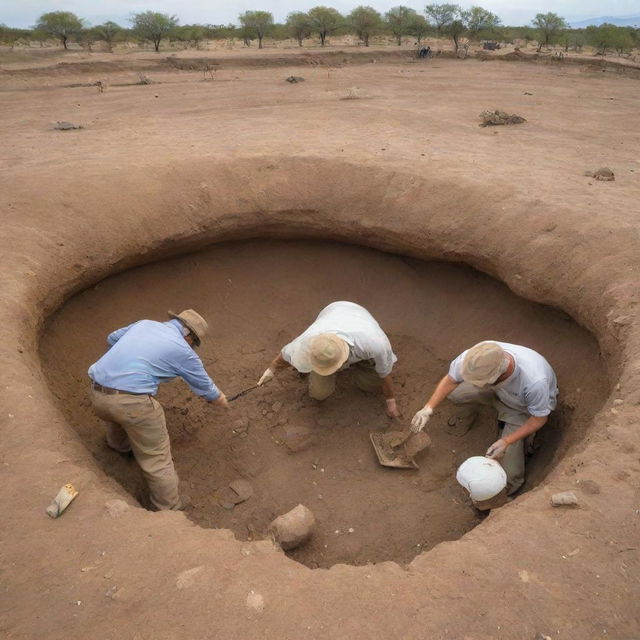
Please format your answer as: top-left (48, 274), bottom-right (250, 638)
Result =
top-left (408, 14), bottom-right (431, 45)
top-left (447, 19), bottom-right (466, 51)
top-left (34, 11), bottom-right (83, 50)
top-left (385, 6), bottom-right (418, 45)
top-left (349, 6), bottom-right (382, 47)
top-left (308, 6), bottom-right (343, 46)
top-left (586, 23), bottom-right (633, 55)
top-left (465, 6), bottom-right (501, 40)
top-left (131, 11), bottom-right (178, 52)
top-left (239, 11), bottom-right (273, 49)
top-left (532, 12), bottom-right (567, 50)
top-left (424, 3), bottom-right (459, 35)
top-left (286, 12), bottom-right (312, 46)
top-left (94, 21), bottom-right (122, 52)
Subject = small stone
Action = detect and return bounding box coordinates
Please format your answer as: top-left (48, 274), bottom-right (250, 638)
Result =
top-left (269, 504), bottom-right (316, 550)
top-left (348, 527), bottom-right (354, 534)
top-left (176, 566), bottom-right (204, 589)
top-left (246, 590), bottom-right (265, 612)
top-left (551, 491), bottom-right (579, 507)
top-left (105, 499), bottom-right (129, 518)
top-left (613, 399), bottom-right (623, 406)
top-left (105, 585), bottom-right (118, 599)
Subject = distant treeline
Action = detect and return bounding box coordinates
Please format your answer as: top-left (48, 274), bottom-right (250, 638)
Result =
top-left (1, 6), bottom-right (639, 55)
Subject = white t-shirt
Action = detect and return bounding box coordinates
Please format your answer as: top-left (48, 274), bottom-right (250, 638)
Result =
top-left (448, 341), bottom-right (558, 417)
top-left (281, 301), bottom-right (397, 377)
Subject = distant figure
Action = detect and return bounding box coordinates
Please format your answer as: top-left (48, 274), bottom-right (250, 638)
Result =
top-left (418, 46), bottom-right (431, 59)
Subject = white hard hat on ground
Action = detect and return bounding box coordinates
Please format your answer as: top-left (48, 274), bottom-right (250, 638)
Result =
top-left (456, 456), bottom-right (507, 501)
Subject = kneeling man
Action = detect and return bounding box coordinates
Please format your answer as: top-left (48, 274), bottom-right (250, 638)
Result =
top-left (257, 301), bottom-right (399, 418)
top-left (411, 341), bottom-right (558, 494)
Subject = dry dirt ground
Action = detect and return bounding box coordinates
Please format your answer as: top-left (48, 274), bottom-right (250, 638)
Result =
top-left (1, 48), bottom-right (639, 639)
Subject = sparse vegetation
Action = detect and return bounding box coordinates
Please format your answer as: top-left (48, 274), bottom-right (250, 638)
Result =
top-left (0, 5), bottom-right (637, 59)
top-left (34, 11), bottom-right (83, 50)
top-left (131, 11), bottom-right (178, 52)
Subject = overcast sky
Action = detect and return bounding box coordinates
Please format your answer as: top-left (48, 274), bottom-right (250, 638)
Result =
top-left (2, 0), bottom-right (639, 28)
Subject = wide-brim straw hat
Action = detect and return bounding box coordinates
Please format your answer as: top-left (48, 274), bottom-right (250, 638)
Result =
top-left (168, 309), bottom-right (208, 347)
top-left (308, 333), bottom-right (350, 376)
top-left (461, 341), bottom-right (505, 386)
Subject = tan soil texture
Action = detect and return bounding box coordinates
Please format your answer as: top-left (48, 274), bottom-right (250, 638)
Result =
top-left (1, 49), bottom-right (639, 639)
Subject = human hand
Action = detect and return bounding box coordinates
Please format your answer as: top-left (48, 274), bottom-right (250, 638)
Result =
top-left (486, 438), bottom-right (508, 459)
top-left (257, 368), bottom-right (274, 386)
top-left (212, 393), bottom-right (229, 409)
top-left (385, 398), bottom-right (400, 419)
top-left (410, 406), bottom-right (433, 433)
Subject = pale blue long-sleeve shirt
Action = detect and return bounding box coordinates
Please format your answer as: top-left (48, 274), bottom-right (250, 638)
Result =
top-left (88, 319), bottom-right (221, 401)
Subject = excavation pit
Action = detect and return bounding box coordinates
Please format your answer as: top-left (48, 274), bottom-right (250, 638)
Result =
top-left (40, 239), bottom-right (607, 569)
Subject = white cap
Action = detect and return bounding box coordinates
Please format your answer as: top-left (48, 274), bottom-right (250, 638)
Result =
top-left (456, 456), bottom-right (507, 501)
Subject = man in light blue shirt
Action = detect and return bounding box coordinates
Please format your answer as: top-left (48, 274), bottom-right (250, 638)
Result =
top-left (88, 309), bottom-right (227, 511)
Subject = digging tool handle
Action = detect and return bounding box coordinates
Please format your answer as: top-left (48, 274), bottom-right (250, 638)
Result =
top-left (228, 385), bottom-right (260, 402)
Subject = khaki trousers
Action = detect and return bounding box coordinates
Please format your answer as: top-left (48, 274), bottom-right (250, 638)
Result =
top-left (309, 359), bottom-right (381, 401)
top-left (90, 388), bottom-right (181, 511)
top-left (448, 382), bottom-right (536, 495)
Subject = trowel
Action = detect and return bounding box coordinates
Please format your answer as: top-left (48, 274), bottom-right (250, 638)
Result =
top-left (228, 384), bottom-right (260, 402)
top-left (370, 430), bottom-right (431, 470)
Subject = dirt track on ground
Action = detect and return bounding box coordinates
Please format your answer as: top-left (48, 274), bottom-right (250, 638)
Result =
top-left (1, 48), bottom-right (639, 638)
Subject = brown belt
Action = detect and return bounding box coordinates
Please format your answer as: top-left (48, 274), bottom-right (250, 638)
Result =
top-left (91, 382), bottom-right (149, 396)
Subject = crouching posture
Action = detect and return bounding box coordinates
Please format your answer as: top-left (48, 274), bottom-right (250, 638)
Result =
top-left (257, 301), bottom-right (400, 418)
top-left (88, 310), bottom-right (228, 511)
top-left (411, 341), bottom-right (558, 494)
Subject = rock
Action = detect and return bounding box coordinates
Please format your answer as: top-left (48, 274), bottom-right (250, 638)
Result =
top-left (479, 110), bottom-right (526, 127)
top-left (246, 590), bottom-right (265, 613)
top-left (54, 121), bottom-right (83, 130)
top-left (228, 479), bottom-right (253, 503)
top-left (105, 499), bottom-right (129, 518)
top-left (175, 566), bottom-right (204, 589)
top-left (534, 634), bottom-right (552, 640)
top-left (584, 167), bottom-right (615, 181)
top-left (285, 76), bottom-right (305, 83)
top-left (282, 426), bottom-right (315, 453)
top-left (551, 491), bottom-right (579, 506)
top-left (269, 504), bottom-right (315, 550)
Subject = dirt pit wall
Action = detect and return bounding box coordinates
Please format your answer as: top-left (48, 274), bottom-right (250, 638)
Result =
top-left (3, 156), bottom-right (640, 638)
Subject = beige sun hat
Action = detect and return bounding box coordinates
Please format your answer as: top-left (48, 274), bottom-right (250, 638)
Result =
top-left (168, 309), bottom-right (208, 346)
top-left (461, 341), bottom-right (506, 386)
top-left (308, 333), bottom-right (350, 376)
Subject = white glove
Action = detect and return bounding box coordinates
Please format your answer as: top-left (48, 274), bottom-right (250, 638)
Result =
top-left (257, 368), bottom-right (275, 386)
top-left (410, 406), bottom-right (433, 433)
top-left (486, 438), bottom-right (508, 459)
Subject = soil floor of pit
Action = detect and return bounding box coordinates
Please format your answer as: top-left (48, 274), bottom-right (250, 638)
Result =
top-left (40, 240), bottom-right (607, 568)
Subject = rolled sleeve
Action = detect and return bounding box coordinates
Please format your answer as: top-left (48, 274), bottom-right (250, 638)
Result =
top-left (525, 380), bottom-right (553, 417)
top-left (177, 350), bottom-right (221, 401)
top-left (448, 352), bottom-right (466, 383)
top-left (373, 348), bottom-right (397, 378)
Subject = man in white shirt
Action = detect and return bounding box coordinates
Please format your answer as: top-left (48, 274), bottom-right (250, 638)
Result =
top-left (410, 341), bottom-right (558, 494)
top-left (257, 301), bottom-right (400, 418)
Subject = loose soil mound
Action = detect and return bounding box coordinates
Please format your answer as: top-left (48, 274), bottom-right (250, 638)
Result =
top-left (40, 239), bottom-right (607, 568)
